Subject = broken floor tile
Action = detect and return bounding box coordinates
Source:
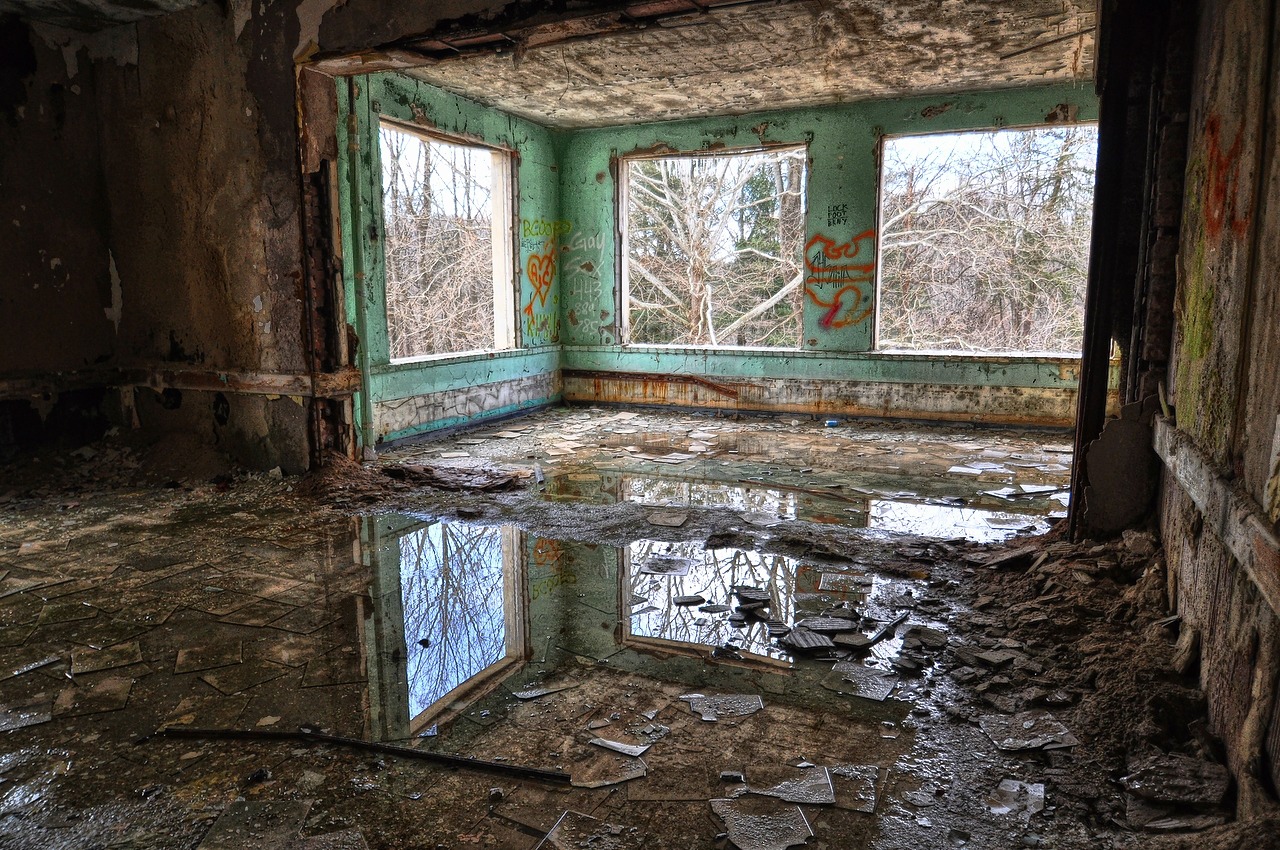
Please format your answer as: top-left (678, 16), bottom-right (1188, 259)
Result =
top-left (570, 752), bottom-right (647, 788)
top-left (220, 598), bottom-right (298, 627)
top-left (589, 737), bottom-right (650, 757)
top-left (536, 811), bottom-right (643, 850)
top-left (284, 827), bottom-right (370, 850)
top-left (636, 555), bottom-right (692, 576)
top-left (510, 683), bottom-right (578, 700)
top-left (710, 796), bottom-right (813, 850)
top-left (821, 663), bottom-right (898, 702)
top-left (36, 601), bottom-right (98, 625)
top-left (175, 641), bottom-right (244, 674)
top-left (0, 647), bottom-right (59, 681)
top-left (54, 675), bottom-right (132, 717)
top-left (197, 800), bottom-right (313, 849)
top-left (779, 627), bottom-right (836, 652)
top-left (0, 696), bottom-right (53, 731)
top-left (1120, 753), bottom-right (1229, 807)
top-left (679, 693), bottom-right (764, 721)
top-left (829, 764), bottom-right (879, 813)
top-left (985, 778), bottom-right (1046, 820)
top-left (164, 693), bottom-right (251, 729)
top-left (301, 647), bottom-right (363, 688)
top-left (70, 641), bottom-right (142, 675)
top-left (792, 617), bottom-right (858, 634)
top-left (645, 510), bottom-right (688, 528)
top-left (748, 765), bottom-right (835, 805)
top-left (979, 710), bottom-right (1079, 751)
top-left (199, 659), bottom-right (291, 696)
top-left (672, 595), bottom-right (705, 606)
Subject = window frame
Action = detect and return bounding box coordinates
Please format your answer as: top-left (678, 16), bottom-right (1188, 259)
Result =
top-left (377, 118), bottom-right (520, 366)
top-left (872, 121), bottom-right (1100, 357)
top-left (616, 142), bottom-right (810, 351)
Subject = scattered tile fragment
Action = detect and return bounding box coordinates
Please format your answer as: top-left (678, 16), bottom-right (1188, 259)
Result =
top-left (821, 663), bottom-right (898, 701)
top-left (54, 675), bottom-right (132, 717)
top-left (570, 753), bottom-right (647, 788)
top-left (986, 779), bottom-right (1046, 819)
top-left (175, 641), bottom-right (244, 674)
top-left (511, 683), bottom-right (578, 700)
top-left (196, 800), bottom-right (313, 849)
top-left (0, 697), bottom-right (53, 732)
top-left (645, 510), bottom-right (688, 528)
top-left (535, 811), bottom-right (643, 850)
top-left (749, 765), bottom-right (835, 805)
top-left (589, 737), bottom-right (651, 757)
top-left (679, 693), bottom-right (764, 721)
top-left (979, 710), bottom-right (1079, 751)
top-left (710, 797), bottom-right (813, 850)
top-left (71, 641), bottom-right (142, 675)
top-left (829, 764), bottom-right (879, 813)
top-left (1, 648), bottom-right (59, 682)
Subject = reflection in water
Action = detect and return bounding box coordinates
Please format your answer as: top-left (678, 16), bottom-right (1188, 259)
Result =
top-left (868, 500), bottom-right (1051, 542)
top-left (399, 522), bottom-right (513, 719)
top-left (627, 540), bottom-right (798, 661)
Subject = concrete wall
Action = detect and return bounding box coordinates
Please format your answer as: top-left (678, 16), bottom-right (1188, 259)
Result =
top-left (1156, 0), bottom-right (1280, 815)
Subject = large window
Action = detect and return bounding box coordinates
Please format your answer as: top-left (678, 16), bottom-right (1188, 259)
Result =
top-left (622, 146), bottom-right (807, 348)
top-left (877, 125), bottom-right (1098, 354)
top-left (379, 123), bottom-right (515, 360)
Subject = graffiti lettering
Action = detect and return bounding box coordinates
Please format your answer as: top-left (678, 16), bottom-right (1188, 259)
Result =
top-left (529, 537), bottom-right (575, 599)
top-left (1204, 114), bottom-right (1249, 241)
top-left (523, 237), bottom-right (558, 342)
top-left (522, 218), bottom-right (572, 239)
top-left (826, 204), bottom-right (849, 227)
top-left (803, 229), bottom-right (876, 330)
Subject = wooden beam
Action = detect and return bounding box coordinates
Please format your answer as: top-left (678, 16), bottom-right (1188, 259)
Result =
top-left (0, 366), bottom-right (362, 401)
top-left (1154, 417), bottom-right (1280, 617)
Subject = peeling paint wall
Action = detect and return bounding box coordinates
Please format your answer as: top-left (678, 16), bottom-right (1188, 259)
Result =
top-left (556, 83), bottom-right (1101, 423)
top-left (340, 72), bottom-right (564, 446)
top-left (0, 20), bottom-right (113, 374)
top-left (1158, 0), bottom-right (1280, 815)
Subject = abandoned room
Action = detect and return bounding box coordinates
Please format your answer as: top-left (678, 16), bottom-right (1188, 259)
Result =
top-left (1, 0), bottom-right (1279, 846)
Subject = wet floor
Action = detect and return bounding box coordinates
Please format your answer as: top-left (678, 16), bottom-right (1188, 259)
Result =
top-left (384, 409), bottom-right (1073, 543)
top-left (0, 409), bottom-right (1226, 849)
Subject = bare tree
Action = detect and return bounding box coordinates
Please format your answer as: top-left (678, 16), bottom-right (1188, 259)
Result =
top-left (625, 148), bottom-right (807, 347)
top-left (878, 126), bottom-right (1097, 353)
top-left (380, 127), bottom-right (497, 358)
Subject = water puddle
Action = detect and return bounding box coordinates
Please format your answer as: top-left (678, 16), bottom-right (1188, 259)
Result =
top-left (541, 466), bottom-right (1064, 542)
top-left (362, 515), bottom-right (936, 739)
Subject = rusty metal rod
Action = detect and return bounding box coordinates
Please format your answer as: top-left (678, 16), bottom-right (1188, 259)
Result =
top-left (156, 726), bottom-right (572, 784)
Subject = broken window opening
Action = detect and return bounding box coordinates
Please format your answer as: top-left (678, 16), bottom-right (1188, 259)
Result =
top-left (876, 124), bottom-right (1098, 355)
top-left (379, 122), bottom-right (516, 361)
top-left (621, 146), bottom-right (808, 348)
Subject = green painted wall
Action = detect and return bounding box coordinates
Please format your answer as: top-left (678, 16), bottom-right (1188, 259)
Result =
top-left (338, 72), bottom-right (563, 446)
top-left (556, 83), bottom-right (1098, 384)
top-left (339, 76), bottom-right (1101, 446)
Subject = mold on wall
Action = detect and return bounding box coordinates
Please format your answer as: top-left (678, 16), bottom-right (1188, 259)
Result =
top-left (1158, 0), bottom-right (1280, 818)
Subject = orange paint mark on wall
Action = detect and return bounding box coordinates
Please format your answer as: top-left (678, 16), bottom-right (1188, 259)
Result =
top-left (1204, 114), bottom-right (1249, 241)
top-left (803, 229), bottom-right (876, 329)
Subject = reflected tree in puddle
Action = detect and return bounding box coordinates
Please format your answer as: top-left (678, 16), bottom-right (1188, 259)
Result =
top-left (627, 541), bottom-right (798, 660)
top-left (399, 522), bottom-right (515, 718)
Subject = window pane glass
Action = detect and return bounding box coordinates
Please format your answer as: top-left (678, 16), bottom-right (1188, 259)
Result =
top-left (380, 126), bottom-right (503, 358)
top-left (878, 125), bottom-right (1098, 354)
top-left (625, 148), bottom-right (807, 347)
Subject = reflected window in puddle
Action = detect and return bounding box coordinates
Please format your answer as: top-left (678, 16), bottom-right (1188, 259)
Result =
top-left (397, 521), bottom-right (526, 726)
top-left (625, 540), bottom-right (798, 662)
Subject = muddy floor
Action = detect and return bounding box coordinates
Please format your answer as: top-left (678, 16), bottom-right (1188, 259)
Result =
top-left (0, 408), bottom-right (1272, 849)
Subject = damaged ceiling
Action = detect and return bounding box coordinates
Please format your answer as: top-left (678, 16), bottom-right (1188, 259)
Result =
top-left (401, 0), bottom-right (1096, 129)
top-left (0, 0), bottom-right (200, 31)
